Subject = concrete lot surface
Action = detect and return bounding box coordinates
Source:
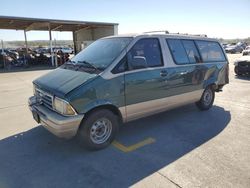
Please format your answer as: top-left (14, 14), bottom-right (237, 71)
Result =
top-left (0, 54), bottom-right (249, 188)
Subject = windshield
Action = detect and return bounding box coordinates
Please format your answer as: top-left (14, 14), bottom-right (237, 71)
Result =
top-left (71, 37), bottom-right (132, 70)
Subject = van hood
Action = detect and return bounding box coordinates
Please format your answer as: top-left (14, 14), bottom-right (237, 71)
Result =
top-left (33, 67), bottom-right (97, 97)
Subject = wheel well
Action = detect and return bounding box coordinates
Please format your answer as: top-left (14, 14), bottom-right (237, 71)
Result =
top-left (206, 83), bottom-right (217, 91)
top-left (85, 105), bottom-right (123, 122)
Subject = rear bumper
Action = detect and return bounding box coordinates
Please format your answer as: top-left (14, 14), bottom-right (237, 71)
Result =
top-left (28, 96), bottom-right (84, 139)
top-left (236, 65), bottom-right (250, 74)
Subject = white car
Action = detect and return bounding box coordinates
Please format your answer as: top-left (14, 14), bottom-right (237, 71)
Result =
top-left (242, 46), bottom-right (250, 56)
top-left (60, 47), bottom-right (74, 54)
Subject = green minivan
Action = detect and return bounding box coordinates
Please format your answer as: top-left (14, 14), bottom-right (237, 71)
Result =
top-left (29, 34), bottom-right (229, 150)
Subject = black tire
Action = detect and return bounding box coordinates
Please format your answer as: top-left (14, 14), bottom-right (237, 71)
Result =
top-left (77, 109), bottom-right (119, 150)
top-left (234, 66), bottom-right (242, 76)
top-left (196, 86), bottom-right (215, 111)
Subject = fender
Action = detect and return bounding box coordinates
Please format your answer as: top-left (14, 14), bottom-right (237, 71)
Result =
top-left (81, 99), bottom-right (120, 114)
top-left (203, 66), bottom-right (219, 89)
top-left (203, 77), bottom-right (218, 89)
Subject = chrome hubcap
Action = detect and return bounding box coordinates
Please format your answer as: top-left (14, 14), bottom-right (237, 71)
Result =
top-left (90, 118), bottom-right (112, 144)
top-left (203, 89), bottom-right (212, 106)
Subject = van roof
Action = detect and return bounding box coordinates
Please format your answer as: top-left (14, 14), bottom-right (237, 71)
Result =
top-left (106, 33), bottom-right (217, 41)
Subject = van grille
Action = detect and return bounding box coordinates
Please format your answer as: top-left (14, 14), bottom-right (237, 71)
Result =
top-left (35, 88), bottom-right (53, 110)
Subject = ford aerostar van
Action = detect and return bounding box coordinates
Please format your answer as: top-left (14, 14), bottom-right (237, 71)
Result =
top-left (29, 33), bottom-right (229, 150)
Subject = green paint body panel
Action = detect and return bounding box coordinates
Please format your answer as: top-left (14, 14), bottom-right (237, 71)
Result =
top-left (124, 62), bottom-right (228, 106)
top-left (64, 61), bottom-right (228, 115)
top-left (33, 68), bottom-right (97, 98)
top-left (67, 75), bottom-right (125, 114)
top-left (33, 62), bottom-right (228, 116)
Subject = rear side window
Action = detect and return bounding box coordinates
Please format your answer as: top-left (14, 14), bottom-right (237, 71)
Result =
top-left (167, 39), bottom-right (201, 64)
top-left (167, 39), bottom-right (189, 64)
top-left (182, 40), bottom-right (201, 63)
top-left (196, 41), bottom-right (226, 62)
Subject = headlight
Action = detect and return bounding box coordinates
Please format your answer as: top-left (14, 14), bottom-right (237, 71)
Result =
top-left (53, 97), bottom-right (77, 116)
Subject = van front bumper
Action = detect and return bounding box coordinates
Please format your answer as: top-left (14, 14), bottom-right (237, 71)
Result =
top-left (28, 96), bottom-right (84, 139)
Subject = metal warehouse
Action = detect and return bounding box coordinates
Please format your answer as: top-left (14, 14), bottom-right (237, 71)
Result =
top-left (0, 15), bottom-right (118, 66)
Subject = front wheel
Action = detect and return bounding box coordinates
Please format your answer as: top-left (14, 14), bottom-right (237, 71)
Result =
top-left (196, 86), bottom-right (215, 111)
top-left (77, 109), bottom-right (119, 150)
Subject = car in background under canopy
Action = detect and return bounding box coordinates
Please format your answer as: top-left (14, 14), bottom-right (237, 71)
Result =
top-left (234, 54), bottom-right (250, 76)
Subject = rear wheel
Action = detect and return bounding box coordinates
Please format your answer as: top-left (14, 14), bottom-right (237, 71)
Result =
top-left (77, 109), bottom-right (119, 150)
top-left (196, 86), bottom-right (215, 111)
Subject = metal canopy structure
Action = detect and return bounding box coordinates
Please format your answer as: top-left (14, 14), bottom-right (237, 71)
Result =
top-left (0, 16), bottom-right (118, 31)
top-left (0, 16), bottom-right (118, 66)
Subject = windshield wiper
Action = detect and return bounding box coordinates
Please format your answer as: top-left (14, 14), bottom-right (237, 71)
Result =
top-left (62, 60), bottom-right (76, 69)
top-left (77, 60), bottom-right (100, 72)
top-left (63, 60), bottom-right (101, 73)
top-left (66, 60), bottom-right (76, 64)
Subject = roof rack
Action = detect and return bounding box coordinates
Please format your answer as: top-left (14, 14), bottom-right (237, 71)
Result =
top-left (189, 34), bottom-right (208, 37)
top-left (144, 30), bottom-right (169, 34)
top-left (143, 30), bottom-right (207, 37)
top-left (170, 33), bottom-right (207, 37)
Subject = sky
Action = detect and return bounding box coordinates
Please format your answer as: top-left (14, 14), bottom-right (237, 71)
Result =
top-left (0, 0), bottom-right (249, 41)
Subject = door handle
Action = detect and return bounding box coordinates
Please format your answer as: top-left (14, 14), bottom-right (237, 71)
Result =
top-left (180, 71), bottom-right (188, 75)
top-left (160, 70), bottom-right (168, 77)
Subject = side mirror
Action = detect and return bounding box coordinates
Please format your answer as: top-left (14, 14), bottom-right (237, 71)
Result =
top-left (130, 56), bottom-right (147, 69)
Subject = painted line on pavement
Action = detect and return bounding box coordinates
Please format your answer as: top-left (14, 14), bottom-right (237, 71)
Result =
top-left (112, 137), bottom-right (156, 153)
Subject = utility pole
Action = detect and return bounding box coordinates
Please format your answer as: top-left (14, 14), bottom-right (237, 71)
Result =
top-left (48, 23), bottom-right (54, 66)
top-left (1, 39), bottom-right (4, 53)
top-left (1, 39), bottom-right (6, 69)
top-left (24, 30), bottom-right (28, 54)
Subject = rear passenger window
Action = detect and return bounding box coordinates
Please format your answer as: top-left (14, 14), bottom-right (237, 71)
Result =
top-left (167, 39), bottom-right (201, 64)
top-left (167, 39), bottom-right (189, 64)
top-left (196, 41), bottom-right (226, 62)
top-left (182, 40), bottom-right (201, 63)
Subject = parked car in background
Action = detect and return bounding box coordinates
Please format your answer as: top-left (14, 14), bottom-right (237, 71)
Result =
top-left (34, 47), bottom-right (50, 54)
top-left (222, 43), bottom-right (229, 49)
top-left (234, 54), bottom-right (250, 76)
top-left (29, 34), bottom-right (229, 150)
top-left (60, 47), bottom-right (74, 54)
top-left (0, 52), bottom-right (4, 68)
top-left (6, 48), bottom-right (19, 57)
top-left (53, 47), bottom-right (74, 54)
top-left (242, 46), bottom-right (250, 56)
top-left (225, 45), bottom-right (243, 53)
top-left (52, 47), bottom-right (61, 53)
top-left (1, 49), bottom-right (19, 59)
top-left (0, 51), bottom-right (18, 68)
top-left (236, 42), bottom-right (247, 50)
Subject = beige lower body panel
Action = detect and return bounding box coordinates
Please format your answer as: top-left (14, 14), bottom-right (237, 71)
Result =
top-left (120, 90), bottom-right (203, 122)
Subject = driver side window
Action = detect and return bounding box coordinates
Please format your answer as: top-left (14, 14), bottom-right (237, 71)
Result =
top-left (127, 38), bottom-right (163, 70)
